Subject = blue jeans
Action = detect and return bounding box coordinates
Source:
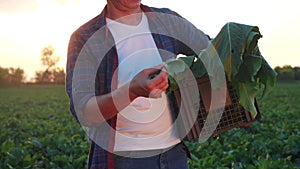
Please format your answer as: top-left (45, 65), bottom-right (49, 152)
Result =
top-left (113, 142), bottom-right (190, 169)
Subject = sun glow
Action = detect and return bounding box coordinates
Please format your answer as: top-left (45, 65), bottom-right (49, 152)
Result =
top-left (0, 0), bottom-right (104, 81)
top-left (1, 0), bottom-right (300, 81)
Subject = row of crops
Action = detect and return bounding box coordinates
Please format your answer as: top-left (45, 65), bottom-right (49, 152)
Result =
top-left (0, 82), bottom-right (299, 168)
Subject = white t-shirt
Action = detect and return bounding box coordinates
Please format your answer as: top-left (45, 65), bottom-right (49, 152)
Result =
top-left (106, 13), bottom-right (180, 152)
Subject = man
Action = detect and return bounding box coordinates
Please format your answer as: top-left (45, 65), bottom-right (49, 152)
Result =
top-left (66, 0), bottom-right (209, 168)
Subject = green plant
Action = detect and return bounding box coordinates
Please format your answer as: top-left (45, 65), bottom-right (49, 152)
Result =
top-left (164, 22), bottom-right (277, 118)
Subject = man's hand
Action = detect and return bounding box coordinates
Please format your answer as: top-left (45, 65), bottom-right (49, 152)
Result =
top-left (129, 64), bottom-right (169, 100)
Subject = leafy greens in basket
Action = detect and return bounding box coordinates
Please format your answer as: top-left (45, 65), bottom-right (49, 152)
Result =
top-left (164, 22), bottom-right (277, 118)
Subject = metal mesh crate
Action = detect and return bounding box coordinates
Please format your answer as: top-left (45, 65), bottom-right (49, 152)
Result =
top-left (174, 76), bottom-right (260, 142)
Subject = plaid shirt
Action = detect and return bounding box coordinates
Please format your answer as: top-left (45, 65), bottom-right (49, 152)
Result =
top-left (66, 4), bottom-right (208, 169)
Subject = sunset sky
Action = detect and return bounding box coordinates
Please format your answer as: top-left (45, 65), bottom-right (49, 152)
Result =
top-left (1, 0), bottom-right (299, 81)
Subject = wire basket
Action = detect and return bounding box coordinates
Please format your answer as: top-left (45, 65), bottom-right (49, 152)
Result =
top-left (174, 76), bottom-right (260, 142)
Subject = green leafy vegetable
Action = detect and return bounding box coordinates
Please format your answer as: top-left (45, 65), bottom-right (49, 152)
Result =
top-left (255, 58), bottom-right (278, 97)
top-left (165, 22), bottom-right (277, 118)
top-left (178, 55), bottom-right (195, 67)
top-left (211, 22), bottom-right (276, 117)
top-left (165, 58), bottom-right (186, 77)
top-left (232, 81), bottom-right (260, 115)
top-left (235, 54), bottom-right (262, 83)
top-left (164, 58), bottom-right (188, 93)
top-left (212, 22), bottom-right (262, 81)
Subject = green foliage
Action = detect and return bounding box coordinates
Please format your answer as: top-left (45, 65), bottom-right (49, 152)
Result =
top-left (210, 22), bottom-right (277, 118)
top-left (0, 85), bottom-right (89, 169)
top-left (255, 59), bottom-right (278, 97)
top-left (0, 66), bottom-right (25, 87)
top-left (165, 58), bottom-right (186, 77)
top-left (35, 67), bottom-right (65, 84)
top-left (166, 22), bottom-right (277, 118)
top-left (186, 82), bottom-right (300, 169)
top-left (275, 65), bottom-right (300, 81)
top-left (212, 23), bottom-right (262, 81)
top-left (164, 58), bottom-right (190, 93)
top-left (0, 83), bottom-right (299, 168)
top-left (151, 57), bottom-right (195, 93)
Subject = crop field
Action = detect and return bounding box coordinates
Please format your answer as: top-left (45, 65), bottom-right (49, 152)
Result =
top-left (0, 82), bottom-right (299, 169)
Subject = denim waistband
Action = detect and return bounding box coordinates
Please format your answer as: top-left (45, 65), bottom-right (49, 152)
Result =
top-left (113, 142), bottom-right (185, 158)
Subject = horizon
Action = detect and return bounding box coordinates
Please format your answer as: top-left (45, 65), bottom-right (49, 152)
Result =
top-left (1, 0), bottom-right (299, 81)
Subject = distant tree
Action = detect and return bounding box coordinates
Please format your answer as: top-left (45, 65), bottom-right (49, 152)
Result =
top-left (35, 69), bottom-right (54, 84)
top-left (35, 45), bottom-right (65, 84)
top-left (0, 66), bottom-right (25, 87)
top-left (294, 66), bottom-right (300, 80)
top-left (0, 67), bottom-right (9, 87)
top-left (41, 45), bottom-right (60, 70)
top-left (8, 67), bottom-right (25, 85)
top-left (34, 70), bottom-right (43, 83)
top-left (275, 65), bottom-right (297, 81)
top-left (52, 67), bottom-right (65, 84)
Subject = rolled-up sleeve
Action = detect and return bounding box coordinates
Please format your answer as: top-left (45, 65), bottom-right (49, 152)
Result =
top-left (66, 32), bottom-right (99, 127)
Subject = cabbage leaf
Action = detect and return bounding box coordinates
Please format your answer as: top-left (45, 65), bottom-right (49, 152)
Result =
top-left (165, 22), bottom-right (277, 118)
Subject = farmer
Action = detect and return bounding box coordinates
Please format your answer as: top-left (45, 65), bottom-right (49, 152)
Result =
top-left (66, 0), bottom-right (209, 168)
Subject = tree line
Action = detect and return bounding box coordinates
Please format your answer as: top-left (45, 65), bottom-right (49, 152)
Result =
top-left (0, 46), bottom-right (65, 88)
top-left (275, 65), bottom-right (300, 81)
top-left (0, 45), bottom-right (299, 88)
top-left (0, 67), bottom-right (25, 87)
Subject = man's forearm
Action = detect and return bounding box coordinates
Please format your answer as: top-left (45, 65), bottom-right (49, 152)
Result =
top-left (81, 65), bottom-right (168, 125)
top-left (83, 83), bottom-right (135, 125)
